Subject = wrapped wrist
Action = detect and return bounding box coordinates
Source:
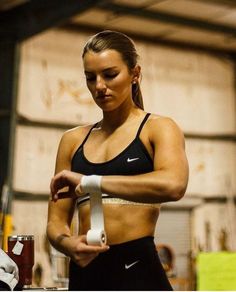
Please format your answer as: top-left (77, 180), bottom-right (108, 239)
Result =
top-left (75, 175), bottom-right (102, 195)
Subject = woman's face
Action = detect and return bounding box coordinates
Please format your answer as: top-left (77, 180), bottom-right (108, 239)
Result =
top-left (83, 49), bottom-right (135, 111)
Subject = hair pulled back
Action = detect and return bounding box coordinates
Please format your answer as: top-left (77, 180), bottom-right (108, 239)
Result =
top-left (82, 30), bottom-right (144, 110)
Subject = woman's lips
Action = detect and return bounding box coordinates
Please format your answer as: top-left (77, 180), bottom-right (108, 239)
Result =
top-left (96, 94), bottom-right (111, 100)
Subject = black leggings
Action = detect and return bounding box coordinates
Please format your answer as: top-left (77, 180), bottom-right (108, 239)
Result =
top-left (69, 236), bottom-right (173, 291)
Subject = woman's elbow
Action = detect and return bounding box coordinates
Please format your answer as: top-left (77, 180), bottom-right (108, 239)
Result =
top-left (167, 179), bottom-right (188, 202)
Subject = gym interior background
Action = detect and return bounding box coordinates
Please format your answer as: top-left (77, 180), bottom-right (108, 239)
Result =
top-left (0, 0), bottom-right (236, 290)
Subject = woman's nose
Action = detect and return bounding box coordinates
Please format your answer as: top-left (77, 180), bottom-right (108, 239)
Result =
top-left (95, 77), bottom-right (106, 91)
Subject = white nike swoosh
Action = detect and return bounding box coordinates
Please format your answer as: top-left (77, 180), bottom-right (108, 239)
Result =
top-left (127, 157), bottom-right (139, 163)
top-left (125, 260), bottom-right (140, 269)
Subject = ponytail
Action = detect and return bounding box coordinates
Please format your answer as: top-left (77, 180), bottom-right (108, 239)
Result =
top-left (132, 82), bottom-right (144, 110)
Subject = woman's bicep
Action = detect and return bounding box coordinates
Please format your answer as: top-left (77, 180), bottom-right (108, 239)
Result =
top-left (48, 132), bottom-right (75, 225)
top-left (54, 131), bottom-right (73, 174)
top-left (150, 117), bottom-right (189, 196)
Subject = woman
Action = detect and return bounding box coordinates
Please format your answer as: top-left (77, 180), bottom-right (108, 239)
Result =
top-left (47, 30), bottom-right (189, 290)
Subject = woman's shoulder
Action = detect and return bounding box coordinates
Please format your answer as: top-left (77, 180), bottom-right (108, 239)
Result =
top-left (147, 113), bottom-right (180, 126)
top-left (146, 113), bottom-right (184, 138)
top-left (62, 124), bottom-right (93, 141)
top-left (57, 124), bottom-right (95, 154)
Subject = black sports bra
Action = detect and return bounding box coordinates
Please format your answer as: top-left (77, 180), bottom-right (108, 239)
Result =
top-left (71, 113), bottom-right (160, 208)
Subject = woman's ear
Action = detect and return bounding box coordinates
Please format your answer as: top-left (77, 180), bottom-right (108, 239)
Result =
top-left (132, 65), bottom-right (141, 84)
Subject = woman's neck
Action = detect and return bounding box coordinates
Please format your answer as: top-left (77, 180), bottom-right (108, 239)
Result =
top-left (100, 104), bottom-right (141, 132)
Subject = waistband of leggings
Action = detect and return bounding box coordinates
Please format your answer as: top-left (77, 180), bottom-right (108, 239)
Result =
top-left (109, 236), bottom-right (155, 252)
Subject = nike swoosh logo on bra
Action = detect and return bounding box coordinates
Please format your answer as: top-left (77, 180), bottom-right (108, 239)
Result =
top-left (125, 260), bottom-right (140, 269)
top-left (127, 157), bottom-right (140, 162)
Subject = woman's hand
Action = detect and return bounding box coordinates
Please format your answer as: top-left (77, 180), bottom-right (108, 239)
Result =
top-left (50, 170), bottom-right (83, 202)
top-left (60, 234), bottom-right (109, 267)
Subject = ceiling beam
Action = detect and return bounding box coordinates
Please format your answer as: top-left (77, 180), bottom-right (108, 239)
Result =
top-left (200, 0), bottom-right (236, 8)
top-left (64, 23), bottom-right (235, 55)
top-left (0, 0), bottom-right (103, 41)
top-left (97, 2), bottom-right (236, 38)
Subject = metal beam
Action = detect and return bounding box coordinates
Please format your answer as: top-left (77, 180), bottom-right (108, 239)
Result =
top-left (200, 0), bottom-right (236, 8)
top-left (17, 111), bottom-right (236, 142)
top-left (17, 114), bottom-right (74, 130)
top-left (97, 2), bottom-right (236, 37)
top-left (64, 22), bottom-right (236, 55)
top-left (0, 39), bottom-right (19, 218)
top-left (0, 0), bottom-right (103, 41)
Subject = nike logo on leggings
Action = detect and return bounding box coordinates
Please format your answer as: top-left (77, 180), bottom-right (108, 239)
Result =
top-left (125, 260), bottom-right (140, 269)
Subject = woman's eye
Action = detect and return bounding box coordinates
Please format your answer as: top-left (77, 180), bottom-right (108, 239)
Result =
top-left (104, 73), bottom-right (118, 79)
top-left (85, 72), bottom-right (118, 82)
top-left (86, 75), bottom-right (96, 81)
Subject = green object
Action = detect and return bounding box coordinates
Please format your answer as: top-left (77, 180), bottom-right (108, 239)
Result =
top-left (197, 252), bottom-right (236, 290)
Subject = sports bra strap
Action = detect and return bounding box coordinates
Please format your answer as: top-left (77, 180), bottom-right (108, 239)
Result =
top-left (80, 113), bottom-right (150, 148)
top-left (79, 122), bottom-right (98, 149)
top-left (136, 113), bottom-right (151, 138)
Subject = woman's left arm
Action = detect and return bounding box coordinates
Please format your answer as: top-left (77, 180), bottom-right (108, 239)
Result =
top-left (101, 116), bottom-right (189, 203)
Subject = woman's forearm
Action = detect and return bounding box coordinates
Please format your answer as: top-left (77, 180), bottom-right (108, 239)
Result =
top-left (46, 221), bottom-right (72, 256)
top-left (101, 170), bottom-right (188, 203)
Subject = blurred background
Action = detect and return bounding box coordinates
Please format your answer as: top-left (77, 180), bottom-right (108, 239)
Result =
top-left (0, 0), bottom-right (236, 290)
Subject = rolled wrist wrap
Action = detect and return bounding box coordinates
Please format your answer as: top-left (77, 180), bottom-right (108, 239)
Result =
top-left (76, 175), bottom-right (102, 195)
top-left (75, 175), bottom-right (106, 245)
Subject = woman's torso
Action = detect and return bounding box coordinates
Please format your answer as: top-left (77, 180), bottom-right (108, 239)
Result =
top-left (71, 112), bottom-right (160, 244)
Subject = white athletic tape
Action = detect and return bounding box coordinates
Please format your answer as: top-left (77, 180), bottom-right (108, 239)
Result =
top-left (75, 175), bottom-right (107, 246)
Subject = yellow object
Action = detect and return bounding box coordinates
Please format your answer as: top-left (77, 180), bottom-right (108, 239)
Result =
top-left (0, 211), bottom-right (3, 226)
top-left (197, 252), bottom-right (236, 290)
top-left (2, 214), bottom-right (12, 251)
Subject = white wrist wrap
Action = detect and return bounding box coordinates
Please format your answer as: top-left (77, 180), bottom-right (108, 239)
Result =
top-left (80, 175), bottom-right (102, 195)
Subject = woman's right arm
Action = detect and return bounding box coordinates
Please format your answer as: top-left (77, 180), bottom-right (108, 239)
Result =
top-left (46, 129), bottom-right (109, 267)
top-left (47, 130), bottom-right (79, 254)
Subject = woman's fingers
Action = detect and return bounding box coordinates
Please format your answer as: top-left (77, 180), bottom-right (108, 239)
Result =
top-left (51, 191), bottom-right (71, 202)
top-left (75, 252), bottom-right (99, 267)
top-left (50, 170), bottom-right (82, 200)
top-left (74, 244), bottom-right (110, 267)
top-left (50, 170), bottom-right (71, 193)
top-left (61, 235), bottom-right (110, 268)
